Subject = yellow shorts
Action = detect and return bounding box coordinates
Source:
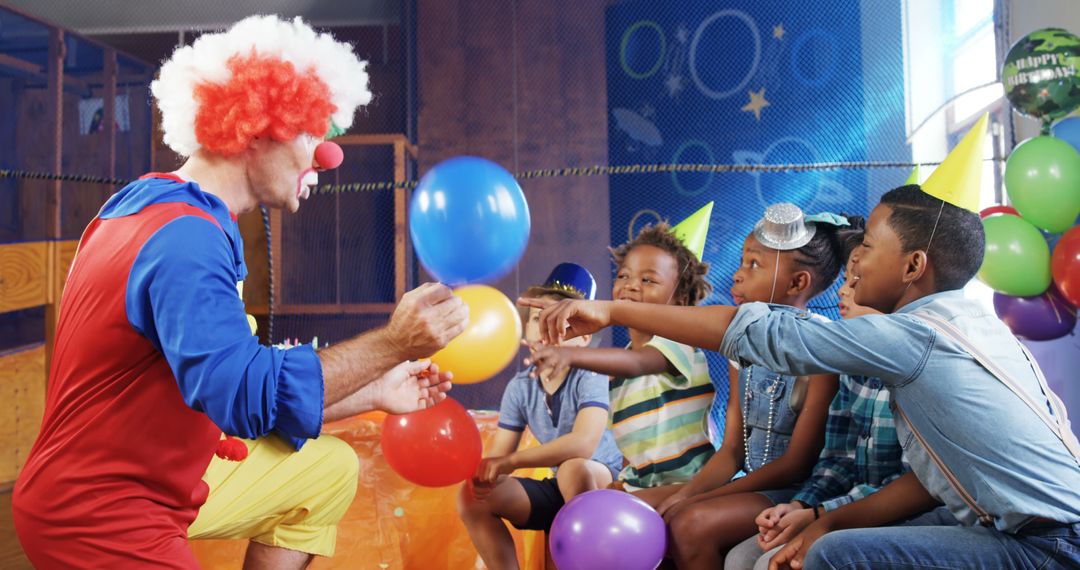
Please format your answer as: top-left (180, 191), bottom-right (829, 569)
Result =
top-left (188, 434), bottom-right (360, 557)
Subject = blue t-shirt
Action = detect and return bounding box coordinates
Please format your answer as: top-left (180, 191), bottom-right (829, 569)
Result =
top-left (498, 367), bottom-right (623, 476)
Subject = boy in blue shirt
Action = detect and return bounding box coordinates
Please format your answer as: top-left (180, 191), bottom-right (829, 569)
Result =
top-left (521, 117), bottom-right (1080, 569)
top-left (457, 263), bottom-right (622, 570)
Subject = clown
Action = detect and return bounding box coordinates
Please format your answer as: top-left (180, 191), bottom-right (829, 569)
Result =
top-left (13, 16), bottom-right (467, 569)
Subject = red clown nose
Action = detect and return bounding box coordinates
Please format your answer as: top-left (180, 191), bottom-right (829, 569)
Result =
top-left (314, 141), bottom-right (344, 170)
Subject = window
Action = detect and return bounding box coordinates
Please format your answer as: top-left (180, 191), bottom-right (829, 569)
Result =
top-left (905, 0), bottom-right (1002, 307)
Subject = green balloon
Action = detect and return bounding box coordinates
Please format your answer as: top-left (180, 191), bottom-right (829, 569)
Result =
top-left (1002, 28), bottom-right (1080, 122)
top-left (979, 214), bottom-right (1052, 296)
top-left (1005, 136), bottom-right (1080, 232)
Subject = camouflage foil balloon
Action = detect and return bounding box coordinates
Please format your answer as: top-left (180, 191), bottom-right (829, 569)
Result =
top-left (1002, 28), bottom-right (1080, 123)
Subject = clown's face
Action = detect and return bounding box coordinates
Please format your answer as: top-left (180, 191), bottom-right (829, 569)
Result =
top-left (246, 134), bottom-right (321, 213)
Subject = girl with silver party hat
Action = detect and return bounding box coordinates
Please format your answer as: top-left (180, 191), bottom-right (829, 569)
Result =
top-left (652, 202), bottom-right (863, 568)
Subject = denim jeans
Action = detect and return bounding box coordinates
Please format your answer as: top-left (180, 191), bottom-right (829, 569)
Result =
top-left (727, 507), bottom-right (1080, 570)
top-left (804, 519), bottom-right (1080, 569)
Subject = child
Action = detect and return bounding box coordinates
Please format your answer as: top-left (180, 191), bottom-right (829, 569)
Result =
top-left (653, 204), bottom-right (862, 569)
top-left (724, 258), bottom-right (906, 570)
top-left (457, 263), bottom-right (623, 570)
top-left (521, 118), bottom-right (1080, 569)
top-left (526, 205), bottom-right (716, 492)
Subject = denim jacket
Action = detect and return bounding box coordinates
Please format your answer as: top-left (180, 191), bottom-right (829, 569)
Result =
top-left (721, 291), bottom-right (1080, 533)
top-left (740, 364), bottom-right (801, 472)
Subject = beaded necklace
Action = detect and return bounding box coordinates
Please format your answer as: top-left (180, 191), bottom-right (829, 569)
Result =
top-left (742, 365), bottom-right (778, 472)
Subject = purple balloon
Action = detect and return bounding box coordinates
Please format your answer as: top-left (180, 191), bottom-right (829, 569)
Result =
top-left (549, 490), bottom-right (666, 570)
top-left (993, 285), bottom-right (1077, 341)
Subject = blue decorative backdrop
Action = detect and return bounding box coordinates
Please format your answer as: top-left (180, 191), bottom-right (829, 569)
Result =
top-left (605, 0), bottom-right (910, 439)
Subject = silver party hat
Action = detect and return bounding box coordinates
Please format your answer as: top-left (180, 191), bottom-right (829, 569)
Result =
top-left (752, 203), bottom-right (816, 251)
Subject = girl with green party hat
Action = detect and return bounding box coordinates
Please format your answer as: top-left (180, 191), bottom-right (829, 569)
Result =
top-left (526, 203), bottom-right (717, 494)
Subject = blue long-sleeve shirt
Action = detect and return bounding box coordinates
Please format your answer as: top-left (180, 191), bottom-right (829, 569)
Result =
top-left (118, 175), bottom-right (324, 448)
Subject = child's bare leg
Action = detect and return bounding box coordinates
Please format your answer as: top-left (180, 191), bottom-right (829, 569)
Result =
top-left (666, 492), bottom-right (773, 570)
top-left (554, 458), bottom-right (613, 501)
top-left (630, 483), bottom-right (684, 508)
top-left (456, 478), bottom-right (531, 570)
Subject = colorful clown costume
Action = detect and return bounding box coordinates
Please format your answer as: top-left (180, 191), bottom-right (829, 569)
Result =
top-left (12, 174), bottom-right (354, 567)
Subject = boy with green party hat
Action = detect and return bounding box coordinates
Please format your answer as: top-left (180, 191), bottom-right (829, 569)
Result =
top-left (526, 203), bottom-right (717, 493)
top-left (522, 114), bottom-right (1080, 569)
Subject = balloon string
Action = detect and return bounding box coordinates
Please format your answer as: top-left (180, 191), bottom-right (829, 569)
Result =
top-left (1049, 292), bottom-right (1065, 325)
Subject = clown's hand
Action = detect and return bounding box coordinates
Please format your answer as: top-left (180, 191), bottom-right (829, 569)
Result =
top-left (386, 283), bottom-right (469, 360)
top-left (372, 361), bottom-right (452, 415)
top-left (516, 297), bottom-right (612, 345)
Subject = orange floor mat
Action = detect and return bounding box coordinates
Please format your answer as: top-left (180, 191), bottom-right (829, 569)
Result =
top-left (190, 410), bottom-right (551, 570)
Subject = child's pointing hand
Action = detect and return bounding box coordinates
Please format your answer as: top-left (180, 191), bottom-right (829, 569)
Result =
top-left (516, 297), bottom-right (614, 345)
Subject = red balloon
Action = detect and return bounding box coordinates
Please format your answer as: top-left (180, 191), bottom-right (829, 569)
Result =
top-left (1052, 226), bottom-right (1080, 308)
top-left (979, 205), bottom-right (1020, 219)
top-left (380, 398), bottom-right (482, 487)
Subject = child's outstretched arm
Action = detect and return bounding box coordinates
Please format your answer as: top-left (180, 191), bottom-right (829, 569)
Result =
top-left (518, 297), bottom-right (735, 351)
top-left (525, 342), bottom-right (674, 379)
top-left (476, 408), bottom-right (609, 483)
top-left (519, 298), bottom-right (932, 384)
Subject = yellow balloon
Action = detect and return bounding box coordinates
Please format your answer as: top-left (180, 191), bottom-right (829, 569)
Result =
top-left (430, 285), bottom-right (522, 384)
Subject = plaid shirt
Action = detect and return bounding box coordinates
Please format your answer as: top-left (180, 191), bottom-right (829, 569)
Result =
top-left (792, 374), bottom-right (906, 511)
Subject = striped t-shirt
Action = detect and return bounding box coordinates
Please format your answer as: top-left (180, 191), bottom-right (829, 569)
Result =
top-left (609, 336), bottom-right (715, 488)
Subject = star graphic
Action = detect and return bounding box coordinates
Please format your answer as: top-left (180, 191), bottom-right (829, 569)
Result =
top-left (741, 88), bottom-right (770, 121)
top-left (773, 23), bottom-right (785, 40)
top-left (665, 74), bottom-right (684, 97)
top-left (675, 25), bottom-right (689, 44)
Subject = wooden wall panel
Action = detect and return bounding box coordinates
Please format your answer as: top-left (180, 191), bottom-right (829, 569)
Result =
top-left (417, 0), bottom-right (614, 407)
top-left (0, 345), bottom-right (46, 483)
top-left (0, 242), bottom-right (48, 313)
top-left (417, 0), bottom-right (613, 293)
top-left (0, 77), bottom-right (19, 244)
top-left (237, 211), bottom-right (269, 309)
top-left (15, 91), bottom-right (53, 242)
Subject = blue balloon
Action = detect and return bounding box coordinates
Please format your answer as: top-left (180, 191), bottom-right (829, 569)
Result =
top-left (409, 157), bottom-right (531, 285)
top-left (1052, 116), bottom-right (1080, 155)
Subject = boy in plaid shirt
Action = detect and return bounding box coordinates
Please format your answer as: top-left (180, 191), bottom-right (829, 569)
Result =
top-left (725, 261), bottom-right (906, 570)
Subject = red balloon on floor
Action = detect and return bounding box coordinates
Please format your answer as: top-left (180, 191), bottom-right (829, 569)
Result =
top-left (381, 398), bottom-right (482, 487)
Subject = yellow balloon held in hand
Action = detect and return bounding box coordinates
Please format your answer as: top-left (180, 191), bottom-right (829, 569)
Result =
top-left (431, 285), bottom-right (522, 384)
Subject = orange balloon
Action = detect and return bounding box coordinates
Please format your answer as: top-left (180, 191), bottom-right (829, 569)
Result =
top-left (430, 285), bottom-right (522, 384)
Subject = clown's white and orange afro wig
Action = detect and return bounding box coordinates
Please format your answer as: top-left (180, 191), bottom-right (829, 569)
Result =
top-left (151, 15), bottom-right (372, 157)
